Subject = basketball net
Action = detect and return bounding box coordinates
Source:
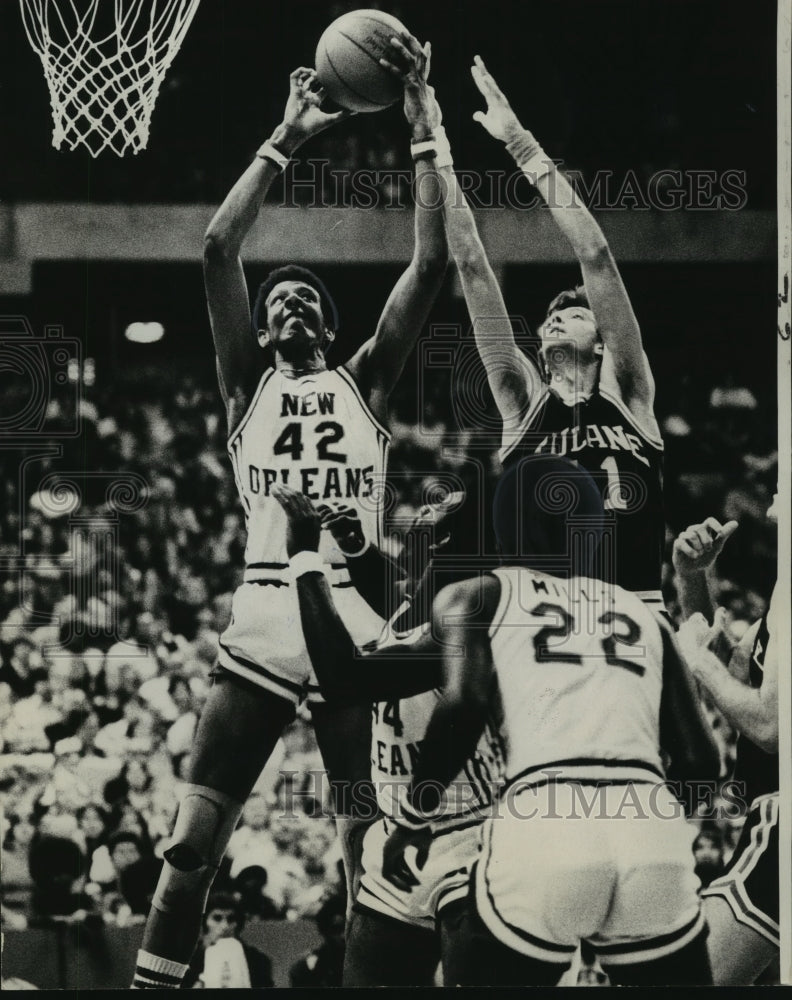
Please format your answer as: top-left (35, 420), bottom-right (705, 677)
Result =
top-left (19, 0), bottom-right (201, 157)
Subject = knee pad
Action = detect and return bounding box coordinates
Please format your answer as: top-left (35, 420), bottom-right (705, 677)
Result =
top-left (152, 784), bottom-right (245, 916)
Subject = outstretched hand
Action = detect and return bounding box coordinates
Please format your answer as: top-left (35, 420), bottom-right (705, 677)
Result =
top-left (272, 484), bottom-right (322, 557)
top-left (470, 55), bottom-right (523, 142)
top-left (672, 518), bottom-right (738, 577)
top-left (382, 823), bottom-right (431, 892)
top-left (281, 67), bottom-right (354, 145)
top-left (379, 32), bottom-right (441, 136)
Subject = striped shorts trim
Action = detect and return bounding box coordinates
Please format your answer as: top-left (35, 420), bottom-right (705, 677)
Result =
top-left (700, 792), bottom-right (779, 947)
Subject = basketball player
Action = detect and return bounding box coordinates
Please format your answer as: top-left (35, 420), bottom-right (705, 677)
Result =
top-left (383, 455), bottom-right (721, 986)
top-left (132, 49), bottom-right (448, 988)
top-left (386, 45), bottom-right (664, 601)
top-left (675, 504), bottom-right (780, 984)
top-left (272, 483), bottom-right (502, 987)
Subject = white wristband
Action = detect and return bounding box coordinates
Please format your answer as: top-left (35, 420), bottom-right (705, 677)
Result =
top-left (290, 550), bottom-right (326, 579)
top-left (256, 140), bottom-right (290, 171)
top-left (410, 125), bottom-right (453, 169)
top-left (519, 150), bottom-right (554, 184)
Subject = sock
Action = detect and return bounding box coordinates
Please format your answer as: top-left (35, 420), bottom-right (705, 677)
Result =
top-left (132, 949), bottom-right (190, 989)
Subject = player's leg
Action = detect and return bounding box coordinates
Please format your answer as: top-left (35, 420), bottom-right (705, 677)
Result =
top-left (700, 896), bottom-right (777, 985)
top-left (132, 672), bottom-right (296, 989)
top-left (439, 892), bottom-right (570, 987)
top-left (343, 905), bottom-right (440, 987)
top-left (310, 699), bottom-right (378, 917)
top-left (599, 926), bottom-right (712, 986)
top-left (699, 793), bottom-right (780, 984)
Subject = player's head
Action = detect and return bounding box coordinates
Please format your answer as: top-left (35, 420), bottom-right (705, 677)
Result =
top-left (252, 265), bottom-right (339, 360)
top-left (492, 455), bottom-right (605, 577)
top-left (539, 286), bottom-right (602, 375)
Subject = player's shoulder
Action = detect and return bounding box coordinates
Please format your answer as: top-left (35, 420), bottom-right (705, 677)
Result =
top-left (432, 572), bottom-right (502, 622)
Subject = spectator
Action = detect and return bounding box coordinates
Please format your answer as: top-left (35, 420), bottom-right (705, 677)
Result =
top-left (288, 894), bottom-right (346, 988)
top-left (183, 891), bottom-right (274, 988)
top-left (693, 828), bottom-right (727, 889)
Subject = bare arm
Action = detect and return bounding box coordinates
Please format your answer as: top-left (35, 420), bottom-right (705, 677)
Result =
top-left (437, 161), bottom-right (543, 435)
top-left (346, 35), bottom-right (448, 421)
top-left (274, 486), bottom-right (438, 702)
top-left (672, 517), bottom-right (739, 622)
top-left (318, 504), bottom-right (405, 620)
top-left (678, 593), bottom-right (779, 753)
top-left (471, 56), bottom-right (657, 427)
top-left (204, 68), bottom-right (349, 421)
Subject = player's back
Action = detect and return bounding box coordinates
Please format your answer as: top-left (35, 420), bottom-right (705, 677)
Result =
top-left (488, 566), bottom-right (665, 786)
top-left (499, 387), bottom-right (664, 598)
top-left (228, 365), bottom-right (390, 579)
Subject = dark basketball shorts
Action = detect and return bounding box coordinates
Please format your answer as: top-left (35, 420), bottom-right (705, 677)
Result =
top-left (701, 792), bottom-right (779, 947)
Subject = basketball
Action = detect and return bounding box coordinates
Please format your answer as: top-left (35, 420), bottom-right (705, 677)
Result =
top-left (315, 9), bottom-right (408, 113)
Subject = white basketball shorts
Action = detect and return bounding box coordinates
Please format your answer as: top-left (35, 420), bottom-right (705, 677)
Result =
top-left (475, 781), bottom-right (704, 966)
top-left (217, 577), bottom-right (385, 705)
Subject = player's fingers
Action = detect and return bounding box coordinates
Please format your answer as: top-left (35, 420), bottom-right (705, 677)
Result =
top-left (674, 539), bottom-right (696, 561)
top-left (423, 41), bottom-right (432, 78)
top-left (717, 520), bottom-right (739, 543)
top-left (397, 29), bottom-right (423, 57)
top-left (472, 110), bottom-right (489, 128)
top-left (473, 55), bottom-right (503, 97)
top-left (689, 524), bottom-right (714, 549)
top-left (378, 55), bottom-right (405, 78)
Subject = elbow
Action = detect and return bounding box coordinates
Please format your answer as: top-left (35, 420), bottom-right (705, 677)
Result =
top-left (753, 721), bottom-right (778, 755)
top-left (203, 231), bottom-right (236, 265)
top-left (576, 237), bottom-right (610, 266)
top-left (413, 251), bottom-right (449, 282)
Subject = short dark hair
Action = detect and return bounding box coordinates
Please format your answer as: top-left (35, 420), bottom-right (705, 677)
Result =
top-left (544, 284), bottom-right (591, 321)
top-left (204, 891), bottom-right (244, 926)
top-left (108, 830), bottom-right (143, 854)
top-left (492, 455), bottom-right (605, 577)
top-left (251, 265), bottom-right (340, 339)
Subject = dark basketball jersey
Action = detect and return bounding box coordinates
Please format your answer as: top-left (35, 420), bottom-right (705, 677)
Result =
top-left (499, 386), bottom-right (664, 596)
top-left (733, 610), bottom-right (779, 804)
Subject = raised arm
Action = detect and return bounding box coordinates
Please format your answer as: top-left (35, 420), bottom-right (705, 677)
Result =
top-left (316, 504), bottom-right (404, 620)
top-left (204, 68), bottom-right (349, 421)
top-left (345, 34), bottom-right (448, 422)
top-left (273, 486), bottom-right (439, 702)
top-left (671, 517), bottom-right (739, 622)
top-left (386, 56), bottom-right (542, 434)
top-left (471, 56), bottom-right (657, 429)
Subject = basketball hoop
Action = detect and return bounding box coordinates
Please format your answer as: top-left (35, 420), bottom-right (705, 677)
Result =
top-left (19, 0), bottom-right (201, 157)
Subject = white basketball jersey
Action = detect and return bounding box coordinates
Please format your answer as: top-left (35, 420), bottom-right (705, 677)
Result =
top-left (371, 606), bottom-right (504, 829)
top-left (227, 366), bottom-right (390, 580)
top-left (489, 568), bottom-right (666, 784)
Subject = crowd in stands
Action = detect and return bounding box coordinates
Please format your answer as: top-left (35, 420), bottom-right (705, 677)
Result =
top-left (0, 353), bottom-right (777, 984)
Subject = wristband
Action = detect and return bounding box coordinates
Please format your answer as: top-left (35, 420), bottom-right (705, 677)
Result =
top-left (410, 125), bottom-right (453, 169)
top-left (340, 537), bottom-right (371, 558)
top-left (518, 151), bottom-right (554, 184)
top-left (289, 550), bottom-right (325, 579)
top-left (504, 128), bottom-right (554, 183)
top-left (255, 140), bottom-right (290, 172)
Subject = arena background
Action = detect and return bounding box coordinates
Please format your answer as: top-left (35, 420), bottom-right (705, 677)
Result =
top-left (0, 0), bottom-right (783, 988)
